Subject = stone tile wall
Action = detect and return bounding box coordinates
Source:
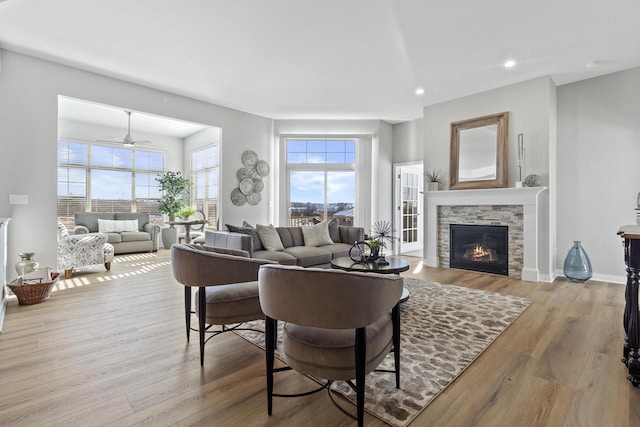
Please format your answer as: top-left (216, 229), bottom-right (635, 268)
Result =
top-left (437, 205), bottom-right (524, 278)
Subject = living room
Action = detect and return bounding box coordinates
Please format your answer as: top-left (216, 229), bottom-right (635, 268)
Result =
top-left (1, 1), bottom-right (640, 426)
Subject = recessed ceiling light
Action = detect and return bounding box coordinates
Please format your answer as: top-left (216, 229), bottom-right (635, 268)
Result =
top-left (415, 87), bottom-right (425, 96)
top-left (504, 59), bottom-right (517, 69)
top-left (585, 61), bottom-right (600, 68)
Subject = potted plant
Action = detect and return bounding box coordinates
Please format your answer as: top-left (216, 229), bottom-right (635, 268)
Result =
top-left (156, 171), bottom-right (190, 247)
top-left (178, 206), bottom-right (196, 220)
top-left (424, 169), bottom-right (441, 191)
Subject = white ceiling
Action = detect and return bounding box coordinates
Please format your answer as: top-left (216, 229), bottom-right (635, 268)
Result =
top-left (2, 0), bottom-right (640, 124)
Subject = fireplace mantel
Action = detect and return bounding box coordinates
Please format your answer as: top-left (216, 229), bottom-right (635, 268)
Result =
top-left (425, 187), bottom-right (549, 282)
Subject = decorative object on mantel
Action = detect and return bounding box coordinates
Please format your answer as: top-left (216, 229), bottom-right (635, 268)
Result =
top-left (635, 192), bottom-right (640, 225)
top-left (523, 174), bottom-right (541, 187)
top-left (424, 169), bottom-right (441, 191)
top-left (231, 150), bottom-right (269, 206)
top-left (15, 252), bottom-right (38, 276)
top-left (563, 241), bottom-right (593, 282)
top-left (515, 133), bottom-right (524, 188)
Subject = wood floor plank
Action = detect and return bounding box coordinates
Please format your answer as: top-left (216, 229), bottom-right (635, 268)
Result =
top-left (0, 249), bottom-right (635, 427)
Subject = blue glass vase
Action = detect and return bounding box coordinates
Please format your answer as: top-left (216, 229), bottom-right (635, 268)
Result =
top-left (563, 241), bottom-right (592, 282)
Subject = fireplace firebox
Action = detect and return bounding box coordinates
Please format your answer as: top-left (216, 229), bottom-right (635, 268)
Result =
top-left (450, 224), bottom-right (508, 275)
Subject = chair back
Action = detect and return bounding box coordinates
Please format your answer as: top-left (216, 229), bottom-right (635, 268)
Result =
top-left (171, 243), bottom-right (273, 287)
top-left (258, 264), bottom-right (403, 329)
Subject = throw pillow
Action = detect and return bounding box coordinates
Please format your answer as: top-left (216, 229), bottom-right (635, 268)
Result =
top-left (301, 220), bottom-right (334, 247)
top-left (98, 219), bottom-right (139, 233)
top-left (256, 224), bottom-right (284, 251)
top-left (226, 223), bottom-right (263, 251)
top-left (242, 221), bottom-right (264, 251)
top-left (327, 218), bottom-right (340, 243)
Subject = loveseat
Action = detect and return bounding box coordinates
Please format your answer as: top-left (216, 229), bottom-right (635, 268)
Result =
top-left (204, 221), bottom-right (364, 267)
top-left (73, 212), bottom-right (161, 254)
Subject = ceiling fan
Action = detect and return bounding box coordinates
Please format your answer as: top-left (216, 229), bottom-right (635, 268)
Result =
top-left (97, 111), bottom-right (151, 146)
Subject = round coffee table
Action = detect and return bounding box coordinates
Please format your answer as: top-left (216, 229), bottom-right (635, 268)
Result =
top-left (330, 256), bottom-right (410, 303)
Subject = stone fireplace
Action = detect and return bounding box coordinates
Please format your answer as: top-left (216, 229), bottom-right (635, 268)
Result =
top-left (425, 187), bottom-right (549, 282)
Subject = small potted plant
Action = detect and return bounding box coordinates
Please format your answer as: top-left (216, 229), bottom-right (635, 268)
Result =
top-left (367, 239), bottom-right (383, 259)
top-left (424, 169), bottom-right (441, 191)
top-left (178, 206), bottom-right (196, 220)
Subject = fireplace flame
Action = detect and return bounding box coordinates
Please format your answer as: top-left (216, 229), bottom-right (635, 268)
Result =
top-left (471, 244), bottom-right (494, 261)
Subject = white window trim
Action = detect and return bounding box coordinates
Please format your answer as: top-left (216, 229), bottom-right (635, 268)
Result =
top-left (277, 134), bottom-right (372, 228)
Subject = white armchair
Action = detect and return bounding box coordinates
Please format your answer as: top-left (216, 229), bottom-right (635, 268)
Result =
top-left (57, 221), bottom-right (115, 279)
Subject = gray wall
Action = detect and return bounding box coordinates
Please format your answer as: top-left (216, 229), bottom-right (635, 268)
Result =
top-left (557, 67), bottom-right (640, 282)
top-left (0, 49), bottom-right (272, 279)
top-left (392, 118), bottom-right (423, 165)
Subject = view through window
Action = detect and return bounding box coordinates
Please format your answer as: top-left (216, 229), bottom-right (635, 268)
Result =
top-left (191, 144), bottom-right (220, 229)
top-left (286, 139), bottom-right (355, 226)
top-left (57, 141), bottom-right (164, 227)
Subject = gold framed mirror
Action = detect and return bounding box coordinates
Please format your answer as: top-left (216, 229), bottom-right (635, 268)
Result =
top-left (449, 112), bottom-right (509, 190)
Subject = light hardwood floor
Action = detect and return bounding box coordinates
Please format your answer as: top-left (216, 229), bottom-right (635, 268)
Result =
top-left (0, 249), bottom-right (637, 427)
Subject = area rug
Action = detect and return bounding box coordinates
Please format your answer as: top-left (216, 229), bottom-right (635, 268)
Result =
top-left (235, 278), bottom-right (531, 426)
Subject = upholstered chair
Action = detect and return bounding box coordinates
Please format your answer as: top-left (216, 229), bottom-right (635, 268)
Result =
top-left (170, 243), bottom-right (274, 366)
top-left (258, 264), bottom-right (403, 427)
top-left (57, 221), bottom-right (114, 279)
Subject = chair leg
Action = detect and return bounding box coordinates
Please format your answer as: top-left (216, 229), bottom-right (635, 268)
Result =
top-left (355, 327), bottom-right (366, 427)
top-left (184, 287), bottom-right (192, 341)
top-left (265, 316), bottom-right (276, 415)
top-left (105, 262), bottom-right (111, 271)
top-left (65, 269), bottom-right (73, 279)
top-left (198, 287), bottom-right (206, 366)
top-left (392, 303), bottom-right (401, 388)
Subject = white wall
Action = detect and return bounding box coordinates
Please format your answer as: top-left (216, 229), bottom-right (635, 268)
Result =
top-left (0, 49), bottom-right (272, 280)
top-left (422, 76), bottom-right (556, 280)
top-left (273, 119), bottom-right (394, 229)
top-left (557, 67), bottom-right (640, 283)
top-left (392, 118), bottom-right (424, 165)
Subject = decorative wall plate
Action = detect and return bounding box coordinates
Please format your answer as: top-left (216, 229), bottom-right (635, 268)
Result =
top-left (242, 150), bottom-right (259, 168)
top-left (247, 192), bottom-right (261, 205)
top-left (239, 178), bottom-right (255, 195)
top-left (255, 160), bottom-right (270, 177)
top-left (230, 188), bottom-right (247, 206)
top-left (237, 167), bottom-right (253, 181)
top-left (252, 178), bottom-right (264, 192)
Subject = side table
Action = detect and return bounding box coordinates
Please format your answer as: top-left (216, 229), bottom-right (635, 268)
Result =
top-left (618, 225), bottom-right (640, 386)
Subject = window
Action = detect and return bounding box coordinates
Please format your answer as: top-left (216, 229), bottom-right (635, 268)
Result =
top-left (286, 139), bottom-right (356, 226)
top-left (57, 141), bottom-right (164, 227)
top-left (191, 144), bottom-right (220, 229)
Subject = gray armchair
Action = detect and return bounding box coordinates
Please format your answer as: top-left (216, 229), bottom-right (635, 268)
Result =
top-left (170, 243), bottom-right (274, 366)
top-left (258, 264), bottom-right (403, 426)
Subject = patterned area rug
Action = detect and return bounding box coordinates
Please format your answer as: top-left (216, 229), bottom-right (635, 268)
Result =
top-left (235, 278), bottom-right (531, 426)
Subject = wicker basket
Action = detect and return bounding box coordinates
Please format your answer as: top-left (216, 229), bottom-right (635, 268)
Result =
top-left (7, 273), bottom-right (60, 305)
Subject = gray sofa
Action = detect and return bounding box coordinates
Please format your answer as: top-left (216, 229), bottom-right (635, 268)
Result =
top-left (73, 212), bottom-right (161, 254)
top-left (204, 225), bottom-right (364, 267)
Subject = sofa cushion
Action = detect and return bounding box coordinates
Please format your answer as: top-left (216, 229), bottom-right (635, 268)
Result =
top-left (252, 250), bottom-right (297, 265)
top-left (276, 226), bottom-right (304, 248)
top-left (98, 219), bottom-right (139, 233)
top-left (105, 233), bottom-right (122, 243)
top-left (120, 231), bottom-right (151, 242)
top-left (283, 246), bottom-right (332, 267)
top-left (318, 242), bottom-right (352, 258)
top-left (301, 221), bottom-right (333, 247)
top-left (256, 224), bottom-right (285, 251)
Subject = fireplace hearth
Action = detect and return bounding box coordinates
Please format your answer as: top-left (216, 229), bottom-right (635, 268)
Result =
top-left (450, 224), bottom-right (508, 275)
